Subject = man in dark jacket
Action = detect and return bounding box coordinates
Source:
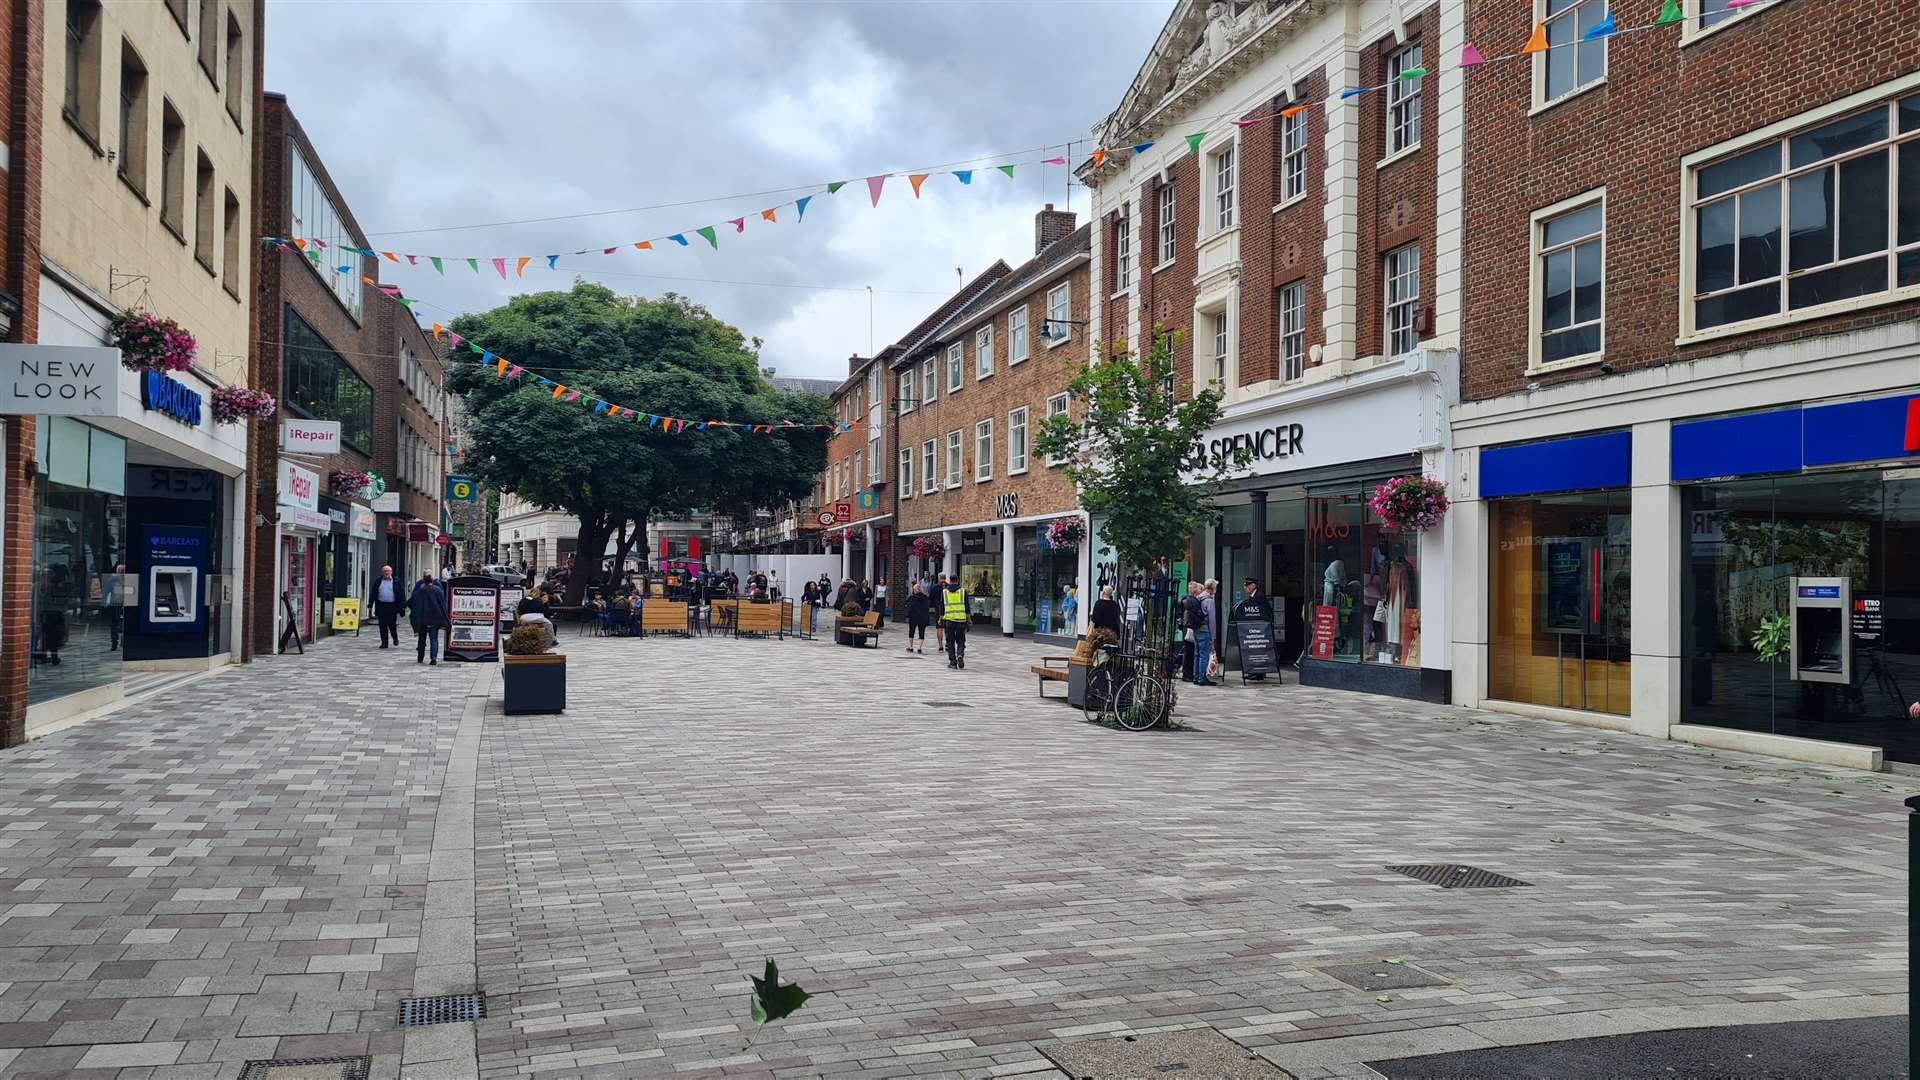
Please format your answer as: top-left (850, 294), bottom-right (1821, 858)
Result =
top-left (370, 565), bottom-right (403, 648)
top-left (408, 572), bottom-right (450, 665)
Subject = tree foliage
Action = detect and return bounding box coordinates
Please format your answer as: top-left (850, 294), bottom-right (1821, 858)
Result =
top-left (1033, 330), bottom-right (1241, 576)
top-left (447, 282), bottom-right (830, 602)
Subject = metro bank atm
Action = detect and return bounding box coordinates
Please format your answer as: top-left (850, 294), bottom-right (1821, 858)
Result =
top-left (1789, 576), bottom-right (1849, 685)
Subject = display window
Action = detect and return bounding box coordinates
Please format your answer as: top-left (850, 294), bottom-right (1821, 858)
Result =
top-left (1488, 489), bottom-right (1632, 715)
top-left (1306, 486), bottom-right (1423, 667)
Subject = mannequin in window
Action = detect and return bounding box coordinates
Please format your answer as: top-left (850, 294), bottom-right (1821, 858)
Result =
top-left (1320, 544), bottom-right (1344, 607)
top-left (1383, 550), bottom-right (1413, 663)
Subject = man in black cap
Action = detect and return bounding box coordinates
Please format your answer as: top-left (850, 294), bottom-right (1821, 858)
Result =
top-left (1233, 577), bottom-right (1274, 681)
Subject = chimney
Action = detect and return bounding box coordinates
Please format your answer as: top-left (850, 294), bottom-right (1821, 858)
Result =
top-left (1034, 203), bottom-right (1077, 255)
top-left (849, 353), bottom-right (865, 376)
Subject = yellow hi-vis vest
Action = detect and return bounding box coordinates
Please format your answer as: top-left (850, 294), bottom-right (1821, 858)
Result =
top-left (942, 589), bottom-right (967, 622)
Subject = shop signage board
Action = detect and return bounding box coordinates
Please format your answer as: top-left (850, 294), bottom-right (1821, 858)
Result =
top-left (817, 510), bottom-right (836, 526)
top-left (1852, 596), bottom-right (1884, 644)
top-left (1183, 371), bottom-right (1431, 482)
top-left (499, 585), bottom-right (524, 627)
top-left (857, 491), bottom-right (877, 510)
top-left (139, 370), bottom-right (203, 426)
top-left (407, 522), bottom-right (432, 543)
top-left (1235, 622), bottom-right (1280, 681)
top-left (134, 466), bottom-right (216, 500)
top-left (278, 462), bottom-right (319, 512)
top-left (282, 505), bottom-right (332, 531)
top-left (835, 501), bottom-right (852, 521)
top-left (1038, 598), bottom-right (1052, 635)
top-left (0, 344), bottom-right (121, 417)
top-left (370, 492), bottom-right (401, 512)
top-left (1542, 537), bottom-right (1594, 634)
top-left (446, 576), bottom-right (501, 662)
top-left (331, 598), bottom-right (362, 631)
top-left (446, 474), bottom-right (477, 502)
top-left (1310, 605), bottom-right (1338, 660)
top-left (280, 418), bottom-right (341, 455)
top-left (349, 506), bottom-right (376, 540)
top-left (994, 493), bottom-right (1020, 518)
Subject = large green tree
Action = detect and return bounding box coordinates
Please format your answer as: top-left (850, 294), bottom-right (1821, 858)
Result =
top-left (447, 282), bottom-right (830, 604)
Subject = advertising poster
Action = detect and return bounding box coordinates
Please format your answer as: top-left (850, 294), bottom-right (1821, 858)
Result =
top-left (331, 599), bottom-right (362, 632)
top-left (1236, 622), bottom-right (1280, 679)
top-left (1310, 605), bottom-right (1338, 660)
top-left (1038, 599), bottom-right (1052, 635)
top-left (446, 576), bottom-right (501, 662)
top-left (1543, 537), bottom-right (1590, 634)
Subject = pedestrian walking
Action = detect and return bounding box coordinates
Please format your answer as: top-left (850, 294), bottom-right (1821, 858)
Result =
top-left (872, 580), bottom-right (887, 627)
top-left (930, 573), bottom-right (949, 653)
top-left (370, 565), bottom-right (403, 648)
top-left (408, 572), bottom-right (449, 665)
top-left (1091, 586), bottom-right (1122, 638)
top-left (905, 582), bottom-right (930, 653)
top-left (1193, 581), bottom-right (1218, 686)
top-left (941, 577), bottom-right (969, 669)
top-left (439, 564), bottom-right (453, 584)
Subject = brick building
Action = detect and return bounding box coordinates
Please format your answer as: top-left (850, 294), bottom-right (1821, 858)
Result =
top-left (1082, 0), bottom-right (1461, 700)
top-left (0, 0), bottom-right (44, 744)
top-left (893, 212), bottom-right (1092, 642)
top-left (250, 92), bottom-right (446, 654)
top-left (818, 352), bottom-right (895, 587)
top-left (1447, 0), bottom-right (1920, 766)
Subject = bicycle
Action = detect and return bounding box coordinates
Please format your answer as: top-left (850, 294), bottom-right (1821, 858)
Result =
top-left (1084, 644), bottom-right (1176, 731)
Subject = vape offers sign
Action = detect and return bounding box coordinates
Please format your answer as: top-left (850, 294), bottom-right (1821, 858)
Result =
top-left (0, 344), bottom-right (121, 417)
top-left (446, 576), bottom-right (501, 662)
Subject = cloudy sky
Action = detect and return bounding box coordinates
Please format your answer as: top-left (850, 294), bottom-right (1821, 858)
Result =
top-left (265, 0), bottom-right (1172, 380)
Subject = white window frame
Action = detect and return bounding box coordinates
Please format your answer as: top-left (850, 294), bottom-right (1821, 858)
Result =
top-left (1008, 307), bottom-right (1029, 363)
top-left (897, 370), bottom-right (914, 414)
top-left (1157, 181), bottom-right (1176, 265)
top-left (1114, 205), bottom-right (1133, 292)
top-left (946, 342), bottom-right (964, 392)
top-left (1045, 393), bottom-right (1070, 467)
top-left (852, 449), bottom-right (863, 492)
top-left (921, 439), bottom-right (937, 494)
top-left (1678, 76), bottom-right (1920, 344)
top-left (1386, 43), bottom-right (1423, 160)
top-left (1045, 283), bottom-right (1071, 348)
top-left (1385, 244), bottom-right (1421, 357)
top-left (975, 325), bottom-right (994, 380)
top-left (1280, 109), bottom-right (1308, 205)
top-left (945, 430), bottom-right (963, 489)
top-left (974, 419), bottom-right (994, 482)
top-left (1008, 406), bottom-right (1029, 476)
top-left (921, 357), bottom-right (937, 404)
top-left (899, 447), bottom-right (914, 499)
top-left (1680, 0), bottom-right (1781, 46)
top-left (1529, 189), bottom-right (1607, 373)
top-left (1201, 306), bottom-right (1231, 389)
top-left (1279, 280), bottom-right (1307, 382)
top-left (1211, 142), bottom-right (1237, 232)
top-left (1532, 0), bottom-right (1607, 112)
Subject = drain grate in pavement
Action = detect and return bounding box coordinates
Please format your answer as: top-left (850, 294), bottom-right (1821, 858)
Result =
top-left (921, 701), bottom-right (972, 708)
top-left (239, 1057), bottom-right (371, 1080)
top-left (1386, 863), bottom-right (1531, 889)
top-left (1318, 961), bottom-right (1451, 992)
top-left (399, 992), bottom-right (486, 1026)
top-left (1043, 1028), bottom-right (1293, 1078)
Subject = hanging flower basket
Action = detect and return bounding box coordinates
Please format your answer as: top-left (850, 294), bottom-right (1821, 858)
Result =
top-left (1044, 517), bottom-right (1085, 550)
top-left (209, 386), bottom-right (277, 424)
top-left (107, 310), bottom-right (197, 373)
top-left (1369, 475), bottom-right (1450, 533)
top-left (910, 535), bottom-right (945, 562)
top-left (330, 468), bottom-right (370, 497)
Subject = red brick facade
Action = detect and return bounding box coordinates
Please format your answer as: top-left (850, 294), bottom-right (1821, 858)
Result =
top-left (1461, 0), bottom-right (1917, 401)
top-left (820, 353), bottom-right (892, 584)
top-left (0, 0), bottom-right (44, 744)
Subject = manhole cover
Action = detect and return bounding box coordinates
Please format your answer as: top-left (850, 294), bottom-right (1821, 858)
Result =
top-left (239, 1058), bottom-right (371, 1080)
top-left (1318, 961), bottom-right (1450, 992)
top-left (921, 701), bottom-right (972, 708)
top-left (1386, 864), bottom-right (1531, 889)
top-left (1043, 1028), bottom-right (1294, 1078)
top-left (399, 993), bottom-right (486, 1026)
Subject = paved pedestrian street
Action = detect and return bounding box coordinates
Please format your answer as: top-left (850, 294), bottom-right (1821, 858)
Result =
top-left (0, 631), bottom-right (1909, 1079)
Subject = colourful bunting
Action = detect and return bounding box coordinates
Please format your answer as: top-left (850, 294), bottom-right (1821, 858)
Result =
top-left (494, 358), bottom-right (505, 375)
top-left (491, 258), bottom-right (507, 279)
top-left (730, 216), bottom-right (746, 232)
top-left (827, 181), bottom-right (847, 194)
top-left (1131, 142), bottom-right (1154, 153)
top-left (1185, 132), bottom-right (1207, 154)
top-left (552, 384), bottom-right (566, 399)
top-left (1041, 156), bottom-right (1067, 165)
top-left (697, 225), bottom-right (718, 248)
top-left (1656, 0), bottom-right (1683, 23)
top-left (796, 196), bottom-right (812, 221)
top-left (1230, 118), bottom-right (1262, 128)
top-left (954, 170), bottom-right (972, 184)
top-left (1281, 103), bottom-right (1311, 118)
top-left (1091, 150), bottom-right (1106, 168)
top-left (406, 255), bottom-right (418, 266)
top-left (515, 256), bottom-right (531, 277)
top-left (1398, 65), bottom-right (1428, 79)
top-left (635, 241), bottom-right (652, 250)
top-left (1460, 42), bottom-right (1486, 66)
top-left (431, 323), bottom-right (442, 340)
top-left (867, 175), bottom-right (885, 206)
top-left (547, 255), bottom-right (559, 269)
top-left (761, 208), bottom-right (777, 222)
top-left (1581, 11), bottom-right (1615, 39)
top-left (430, 256), bottom-right (443, 274)
top-left (292, 239), bottom-right (307, 250)
top-left (448, 332), bottom-right (463, 350)
top-left (466, 258), bottom-right (479, 273)
top-left (1522, 22), bottom-right (1548, 53)
top-left (669, 234), bottom-right (688, 246)
top-left (998, 165), bottom-right (1015, 179)
top-left (908, 174), bottom-right (928, 197)
top-left (603, 247), bottom-right (616, 254)
top-left (382, 251), bottom-right (400, 263)
top-left (1339, 87), bottom-right (1368, 99)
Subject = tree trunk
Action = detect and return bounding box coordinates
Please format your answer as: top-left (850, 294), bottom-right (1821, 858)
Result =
top-left (610, 509), bottom-right (647, 581)
top-left (565, 511), bottom-right (612, 607)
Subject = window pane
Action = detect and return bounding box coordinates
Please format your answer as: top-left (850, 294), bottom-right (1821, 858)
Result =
top-left (87, 426), bottom-right (124, 495)
top-left (1788, 169), bottom-right (1835, 271)
top-left (1697, 282), bottom-right (1779, 328)
top-left (1789, 107), bottom-right (1888, 169)
top-left (1901, 143), bottom-right (1920, 246)
top-left (1574, 0), bottom-right (1605, 84)
top-left (1696, 199), bottom-right (1736, 293)
top-left (1900, 249), bottom-right (1920, 288)
top-left (1837, 151), bottom-right (1888, 259)
top-left (1903, 94), bottom-right (1920, 133)
top-left (1699, 144), bottom-right (1778, 198)
top-left (1544, 204), bottom-right (1602, 248)
top-left (1788, 259), bottom-right (1886, 309)
top-left (1737, 185), bottom-right (1781, 284)
top-left (1544, 15), bottom-right (1574, 101)
top-left (1573, 240), bottom-right (1602, 324)
top-left (1543, 323), bottom-right (1600, 363)
top-left (1542, 249), bottom-right (1573, 330)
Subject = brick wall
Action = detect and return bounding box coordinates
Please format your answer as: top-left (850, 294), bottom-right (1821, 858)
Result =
top-left (0, 0), bottom-right (43, 744)
top-left (1127, 155), bottom-right (1202, 387)
top-left (1356, 10), bottom-right (1440, 363)
top-left (1461, 0), bottom-right (1917, 402)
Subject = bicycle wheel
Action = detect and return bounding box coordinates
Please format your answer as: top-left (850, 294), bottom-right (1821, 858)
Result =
top-left (1083, 667), bottom-right (1113, 724)
top-left (1112, 671), bottom-right (1162, 731)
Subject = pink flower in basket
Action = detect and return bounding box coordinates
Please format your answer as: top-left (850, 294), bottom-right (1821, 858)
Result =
top-left (910, 535), bottom-right (945, 562)
top-left (1044, 517), bottom-right (1084, 550)
top-left (107, 311), bottom-right (197, 373)
top-left (210, 386), bottom-right (278, 424)
top-left (1369, 475), bottom-right (1450, 533)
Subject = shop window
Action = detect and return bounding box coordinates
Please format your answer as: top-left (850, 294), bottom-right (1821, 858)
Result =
top-left (1533, 195), bottom-right (1605, 369)
top-left (1157, 181), bottom-right (1176, 264)
top-left (1279, 281), bottom-right (1307, 381)
top-left (974, 420), bottom-right (992, 483)
top-left (117, 43), bottom-right (148, 196)
top-left (29, 418), bottom-right (127, 707)
top-left (1014, 524), bottom-right (1080, 634)
top-left (1385, 244), bottom-right (1421, 356)
top-left (1386, 43), bottom-right (1423, 157)
top-left (1009, 307), bottom-right (1029, 363)
top-left (1488, 489), bottom-right (1632, 715)
top-left (1537, 0), bottom-right (1606, 107)
top-left (1305, 488), bottom-right (1423, 668)
top-left (1689, 88), bottom-right (1920, 334)
top-left (283, 307), bottom-right (374, 455)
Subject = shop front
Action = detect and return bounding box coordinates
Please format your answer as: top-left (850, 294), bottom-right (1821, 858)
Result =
top-left (900, 509), bottom-right (1091, 638)
top-left (1012, 522), bottom-right (1080, 638)
top-left (957, 529), bottom-right (1002, 625)
top-left (275, 460), bottom-right (330, 647)
top-left (1192, 350), bottom-right (1455, 702)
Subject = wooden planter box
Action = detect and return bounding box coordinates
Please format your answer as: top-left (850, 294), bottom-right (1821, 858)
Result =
top-left (503, 653), bottom-right (566, 715)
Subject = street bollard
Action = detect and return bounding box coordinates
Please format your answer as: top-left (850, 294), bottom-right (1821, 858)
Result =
top-left (1908, 795), bottom-right (1919, 1079)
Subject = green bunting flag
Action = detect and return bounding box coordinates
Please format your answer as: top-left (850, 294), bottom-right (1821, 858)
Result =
top-left (827, 181), bottom-right (846, 194)
top-left (466, 258), bottom-right (479, 273)
top-left (1186, 131), bottom-right (1208, 154)
top-left (997, 164), bottom-right (1016, 179)
top-left (1656, 0), bottom-right (1683, 22)
top-left (696, 225), bottom-right (718, 249)
top-left (430, 256), bottom-right (443, 274)
top-left (1398, 66), bottom-right (1427, 80)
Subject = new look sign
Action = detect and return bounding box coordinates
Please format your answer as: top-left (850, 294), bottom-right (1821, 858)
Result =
top-left (0, 344), bottom-right (121, 417)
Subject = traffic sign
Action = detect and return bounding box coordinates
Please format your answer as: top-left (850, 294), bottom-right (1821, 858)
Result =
top-left (446, 474), bottom-right (478, 503)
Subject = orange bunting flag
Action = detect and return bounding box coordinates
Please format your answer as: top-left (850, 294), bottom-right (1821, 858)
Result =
top-left (292, 239), bottom-right (308, 250)
top-left (1281, 103), bottom-right (1311, 119)
top-left (909, 174), bottom-right (929, 197)
top-left (607, 406), bottom-right (621, 418)
top-left (382, 251), bottom-right (400, 263)
top-left (1091, 150), bottom-right (1106, 168)
top-left (431, 323), bottom-right (443, 340)
top-left (634, 241), bottom-right (652, 251)
top-left (761, 208), bottom-right (777, 223)
top-left (495, 358), bottom-right (507, 376)
top-left (551, 384), bottom-right (566, 400)
top-left (361, 275), bottom-right (377, 286)
top-left (515, 256), bottom-right (531, 277)
top-left (1522, 21), bottom-right (1548, 53)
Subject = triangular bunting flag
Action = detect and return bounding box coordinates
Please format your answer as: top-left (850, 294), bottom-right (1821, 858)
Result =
top-left (494, 358), bottom-right (505, 375)
top-left (827, 181), bottom-right (846, 194)
top-left (1090, 150), bottom-right (1106, 167)
top-left (998, 164), bottom-right (1016, 179)
top-left (467, 342), bottom-right (482, 354)
top-left (431, 323), bottom-right (442, 340)
top-left (761, 208), bottom-right (777, 222)
top-left (866, 175), bottom-right (885, 206)
top-left (669, 234), bottom-right (688, 246)
top-left (1041, 156), bottom-right (1067, 165)
top-left (491, 258), bottom-right (507, 279)
top-left (1582, 11), bottom-right (1615, 39)
top-left (796, 196), bottom-right (812, 221)
top-left (593, 401), bottom-right (608, 413)
top-left (608, 406), bottom-right (621, 417)
top-left (430, 256), bottom-right (444, 274)
top-left (292, 239), bottom-right (307, 250)
top-left (1398, 65), bottom-right (1428, 79)
top-left (448, 333), bottom-right (462, 350)
top-left (547, 255), bottom-right (559, 269)
top-left (697, 226), bottom-right (718, 248)
top-left (635, 241), bottom-right (652, 250)
top-left (1656, 0), bottom-right (1684, 23)
top-left (466, 258), bottom-right (479, 273)
top-left (954, 170), bottom-right (972, 184)
top-left (602, 247), bottom-right (616, 254)
top-left (507, 365), bottom-right (523, 378)
top-left (1185, 132), bottom-right (1207, 154)
top-left (1231, 118), bottom-right (1262, 128)
top-left (515, 257), bottom-right (531, 277)
top-left (1523, 22), bottom-right (1549, 53)
top-left (313, 239), bottom-right (327, 249)
top-left (1460, 42), bottom-right (1486, 66)
top-left (908, 174), bottom-right (928, 197)
top-left (729, 217), bottom-right (746, 232)
top-left (564, 390), bottom-right (581, 402)
top-left (405, 255), bottom-right (417, 266)
top-left (382, 252), bottom-right (400, 263)
top-left (552, 384), bottom-right (566, 399)
top-left (1340, 86), bottom-right (1369, 99)
top-left (1281, 103), bottom-right (1311, 118)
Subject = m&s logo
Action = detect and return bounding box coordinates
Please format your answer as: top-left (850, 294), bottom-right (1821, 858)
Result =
top-left (1308, 500), bottom-right (1351, 542)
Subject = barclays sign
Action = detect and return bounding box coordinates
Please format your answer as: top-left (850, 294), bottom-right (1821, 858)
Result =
top-left (140, 370), bottom-right (203, 427)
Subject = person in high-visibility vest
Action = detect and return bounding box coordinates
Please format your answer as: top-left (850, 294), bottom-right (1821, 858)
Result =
top-left (941, 578), bottom-right (969, 669)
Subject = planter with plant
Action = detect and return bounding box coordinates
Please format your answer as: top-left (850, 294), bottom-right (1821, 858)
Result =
top-left (1751, 612), bottom-right (1791, 667)
top-left (1369, 474), bottom-right (1451, 533)
top-left (108, 310), bottom-right (197, 373)
top-left (910, 536), bottom-right (945, 563)
top-left (210, 387), bottom-right (277, 425)
top-left (1044, 517), bottom-right (1085, 551)
top-left (502, 623), bottom-right (565, 715)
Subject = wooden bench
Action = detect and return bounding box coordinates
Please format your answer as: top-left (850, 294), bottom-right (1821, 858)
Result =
top-left (1032, 636), bottom-right (1096, 698)
top-left (835, 610), bottom-right (882, 647)
top-left (734, 601), bottom-right (784, 639)
top-left (640, 601), bottom-right (689, 636)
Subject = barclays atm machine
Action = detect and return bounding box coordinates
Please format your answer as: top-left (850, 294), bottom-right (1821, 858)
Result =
top-left (1789, 576), bottom-right (1849, 685)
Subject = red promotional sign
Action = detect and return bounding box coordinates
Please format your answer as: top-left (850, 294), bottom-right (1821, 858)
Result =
top-left (688, 536), bottom-right (701, 560)
top-left (406, 522), bottom-right (431, 543)
top-left (659, 537), bottom-right (669, 559)
top-left (1310, 605), bottom-right (1338, 660)
top-left (1905, 397), bottom-right (1920, 452)
top-left (835, 501), bottom-right (852, 522)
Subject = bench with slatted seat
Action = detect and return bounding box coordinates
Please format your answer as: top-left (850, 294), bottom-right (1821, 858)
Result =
top-left (835, 610), bottom-right (882, 647)
top-left (1032, 635), bottom-right (1095, 698)
top-left (733, 601), bottom-right (784, 639)
top-left (640, 600), bottom-right (690, 636)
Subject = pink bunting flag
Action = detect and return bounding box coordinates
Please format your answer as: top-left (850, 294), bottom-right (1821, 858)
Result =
top-left (1230, 118), bottom-right (1263, 128)
top-left (730, 217), bottom-right (746, 233)
top-left (564, 390), bottom-right (581, 402)
top-left (1040, 156), bottom-right (1067, 165)
top-left (1460, 42), bottom-right (1486, 66)
top-left (491, 258), bottom-right (507, 279)
top-left (314, 239), bottom-right (328, 249)
top-left (506, 365), bottom-right (523, 378)
top-left (406, 255), bottom-right (418, 266)
top-left (448, 332), bottom-right (462, 350)
top-left (867, 175), bottom-right (886, 206)
top-left (603, 247), bottom-right (617, 254)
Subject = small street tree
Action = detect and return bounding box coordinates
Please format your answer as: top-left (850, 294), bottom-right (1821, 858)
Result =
top-left (1034, 329), bottom-right (1244, 592)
